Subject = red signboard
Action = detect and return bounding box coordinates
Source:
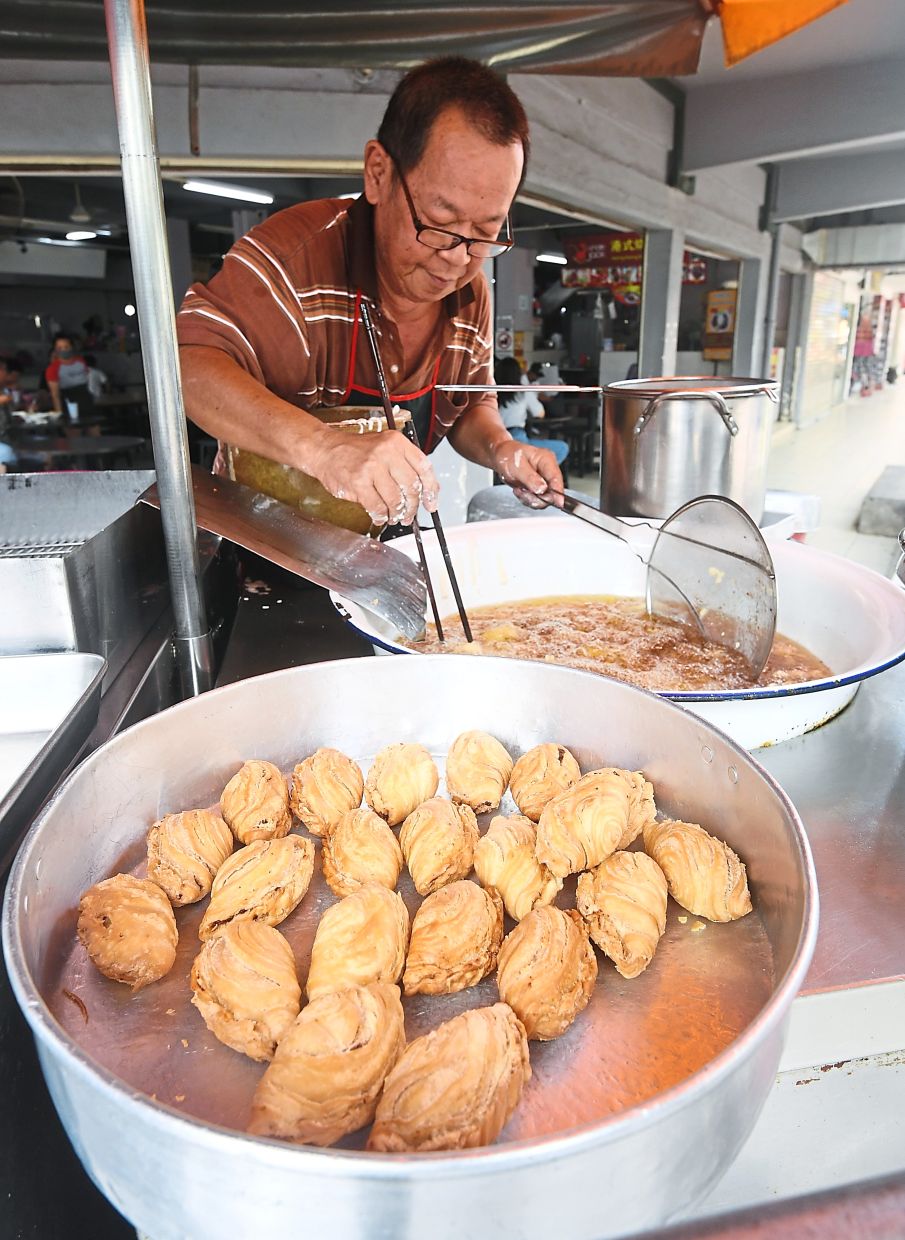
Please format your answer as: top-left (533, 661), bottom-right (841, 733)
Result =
top-left (564, 232), bottom-right (645, 265)
top-left (561, 231), bottom-right (707, 295)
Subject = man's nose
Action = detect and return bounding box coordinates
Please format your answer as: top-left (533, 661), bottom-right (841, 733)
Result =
top-left (438, 242), bottom-right (473, 271)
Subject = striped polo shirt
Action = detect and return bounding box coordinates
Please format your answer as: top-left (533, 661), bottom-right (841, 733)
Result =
top-left (176, 193), bottom-right (494, 451)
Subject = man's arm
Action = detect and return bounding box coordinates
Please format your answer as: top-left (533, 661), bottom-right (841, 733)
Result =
top-left (446, 399), bottom-right (564, 507)
top-left (48, 380), bottom-right (61, 413)
top-left (180, 345), bottom-right (438, 526)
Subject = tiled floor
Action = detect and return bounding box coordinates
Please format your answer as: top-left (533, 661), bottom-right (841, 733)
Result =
top-left (571, 382), bottom-right (905, 578)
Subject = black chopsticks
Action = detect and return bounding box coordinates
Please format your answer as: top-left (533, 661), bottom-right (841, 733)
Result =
top-left (359, 300), bottom-right (473, 644)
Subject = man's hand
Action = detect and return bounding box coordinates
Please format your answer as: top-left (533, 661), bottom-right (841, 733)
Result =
top-left (491, 439), bottom-right (564, 509)
top-left (306, 427), bottom-right (439, 527)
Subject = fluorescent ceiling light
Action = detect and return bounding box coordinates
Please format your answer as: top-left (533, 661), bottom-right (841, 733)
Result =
top-left (338, 192), bottom-right (361, 200)
top-left (536, 252), bottom-right (567, 265)
top-left (183, 179), bottom-right (274, 205)
top-left (35, 236), bottom-right (84, 247)
top-left (66, 230), bottom-right (97, 241)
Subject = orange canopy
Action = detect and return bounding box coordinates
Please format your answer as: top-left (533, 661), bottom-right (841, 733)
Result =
top-left (714, 0), bottom-right (850, 67)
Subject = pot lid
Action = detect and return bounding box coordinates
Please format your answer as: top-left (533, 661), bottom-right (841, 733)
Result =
top-left (603, 376), bottom-right (778, 399)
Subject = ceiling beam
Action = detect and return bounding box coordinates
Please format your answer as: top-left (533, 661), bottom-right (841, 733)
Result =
top-left (804, 224), bottom-right (905, 268)
top-left (773, 150), bottom-right (905, 223)
top-left (682, 61), bottom-right (905, 172)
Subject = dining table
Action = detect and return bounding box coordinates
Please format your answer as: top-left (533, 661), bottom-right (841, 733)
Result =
top-left (13, 434), bottom-right (147, 471)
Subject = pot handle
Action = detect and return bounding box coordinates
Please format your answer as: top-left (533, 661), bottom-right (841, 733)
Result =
top-left (634, 389), bottom-right (738, 437)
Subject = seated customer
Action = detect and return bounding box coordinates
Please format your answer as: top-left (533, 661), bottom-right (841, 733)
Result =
top-left (45, 333), bottom-right (94, 417)
top-left (0, 356), bottom-right (19, 472)
top-left (494, 355), bottom-right (568, 466)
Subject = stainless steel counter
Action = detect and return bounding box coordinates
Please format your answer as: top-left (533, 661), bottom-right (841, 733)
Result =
top-left (759, 659), bottom-right (905, 995)
top-left (668, 657), bottom-right (905, 1233)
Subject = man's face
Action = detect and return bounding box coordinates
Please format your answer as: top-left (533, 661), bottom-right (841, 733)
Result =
top-left (55, 338), bottom-right (74, 358)
top-left (365, 106), bottom-right (524, 307)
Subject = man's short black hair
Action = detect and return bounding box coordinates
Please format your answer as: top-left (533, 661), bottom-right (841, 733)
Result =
top-left (377, 57), bottom-right (529, 187)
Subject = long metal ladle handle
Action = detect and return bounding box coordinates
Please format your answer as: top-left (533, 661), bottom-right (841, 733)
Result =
top-left (359, 300), bottom-right (473, 644)
top-left (357, 301), bottom-right (445, 641)
top-left (634, 389), bottom-right (738, 437)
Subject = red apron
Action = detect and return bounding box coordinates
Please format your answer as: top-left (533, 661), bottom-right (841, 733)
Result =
top-left (340, 292), bottom-right (443, 452)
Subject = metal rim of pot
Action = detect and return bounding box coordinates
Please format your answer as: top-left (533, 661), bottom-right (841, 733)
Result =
top-left (603, 377), bottom-right (779, 399)
top-left (3, 655), bottom-right (818, 1176)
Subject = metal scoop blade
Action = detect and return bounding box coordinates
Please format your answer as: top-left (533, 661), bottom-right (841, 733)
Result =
top-left (141, 467), bottom-right (427, 640)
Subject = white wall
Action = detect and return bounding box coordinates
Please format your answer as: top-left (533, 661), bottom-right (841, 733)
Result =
top-left (512, 74), bottom-right (777, 264)
top-left (492, 246), bottom-right (536, 345)
top-left (0, 59), bottom-right (795, 269)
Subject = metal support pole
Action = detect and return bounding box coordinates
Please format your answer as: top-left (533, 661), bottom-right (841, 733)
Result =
top-left (731, 257), bottom-right (765, 375)
top-left (759, 167), bottom-right (783, 380)
top-left (760, 224), bottom-right (783, 379)
top-left (638, 228), bottom-right (684, 379)
top-left (104, 0), bottom-right (214, 698)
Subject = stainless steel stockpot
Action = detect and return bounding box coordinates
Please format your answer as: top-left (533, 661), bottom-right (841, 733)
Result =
top-left (602, 377), bottom-right (779, 522)
top-left (3, 656), bottom-right (817, 1240)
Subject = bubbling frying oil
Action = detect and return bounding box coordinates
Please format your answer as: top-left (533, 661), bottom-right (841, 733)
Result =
top-left (407, 595), bottom-right (831, 692)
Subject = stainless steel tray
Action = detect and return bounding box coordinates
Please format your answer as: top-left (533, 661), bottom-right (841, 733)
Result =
top-left (4, 656), bottom-right (817, 1240)
top-left (0, 653), bottom-right (106, 872)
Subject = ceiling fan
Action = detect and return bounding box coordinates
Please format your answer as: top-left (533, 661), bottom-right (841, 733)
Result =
top-left (69, 180), bottom-right (93, 225)
top-left (63, 180), bottom-right (123, 241)
top-left (0, 177), bottom-right (124, 247)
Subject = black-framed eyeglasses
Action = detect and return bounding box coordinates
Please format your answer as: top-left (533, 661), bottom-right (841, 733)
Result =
top-left (389, 154), bottom-right (514, 261)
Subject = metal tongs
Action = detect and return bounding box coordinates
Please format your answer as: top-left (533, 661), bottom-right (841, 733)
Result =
top-left (359, 300), bottom-right (473, 643)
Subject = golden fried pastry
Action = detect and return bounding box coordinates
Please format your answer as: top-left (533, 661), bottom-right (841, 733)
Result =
top-left (146, 808), bottom-right (234, 906)
top-left (198, 835), bottom-right (315, 941)
top-left (306, 884), bottom-right (409, 1000)
top-left (536, 767), bottom-right (654, 879)
top-left (496, 906), bottom-right (597, 1040)
top-left (399, 797), bottom-right (479, 895)
top-left (482, 622), bottom-right (524, 643)
top-left (596, 767), bottom-right (657, 849)
top-left (403, 880), bottom-right (503, 996)
top-left (445, 729), bottom-right (513, 814)
top-left (508, 743), bottom-right (582, 823)
top-left (368, 1003), bottom-right (530, 1152)
top-left (473, 813), bottom-right (562, 921)
top-left (77, 874), bottom-right (177, 990)
top-left (576, 851), bottom-right (668, 978)
top-left (643, 818), bottom-right (752, 922)
top-left (290, 748), bottom-right (364, 837)
top-left (190, 921), bottom-right (301, 1060)
top-left (220, 759), bottom-right (291, 845)
top-left (364, 743), bottom-right (439, 827)
top-left (249, 982), bottom-right (405, 1146)
top-left (321, 807), bottom-right (403, 897)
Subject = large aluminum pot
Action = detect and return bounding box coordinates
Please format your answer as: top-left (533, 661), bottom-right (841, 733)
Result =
top-left (3, 656), bottom-right (817, 1240)
top-left (602, 377), bottom-right (779, 521)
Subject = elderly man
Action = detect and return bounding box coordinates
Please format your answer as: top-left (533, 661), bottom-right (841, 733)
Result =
top-left (177, 57), bottom-right (562, 527)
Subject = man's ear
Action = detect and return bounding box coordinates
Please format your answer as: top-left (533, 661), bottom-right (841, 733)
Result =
top-left (363, 140), bottom-right (392, 206)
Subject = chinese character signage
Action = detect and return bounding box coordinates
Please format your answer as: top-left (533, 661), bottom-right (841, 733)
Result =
top-left (564, 232), bottom-right (646, 264)
top-left (561, 231), bottom-right (707, 302)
